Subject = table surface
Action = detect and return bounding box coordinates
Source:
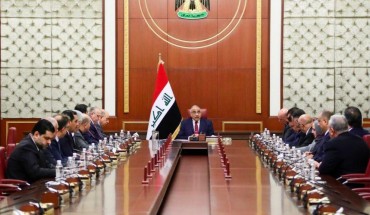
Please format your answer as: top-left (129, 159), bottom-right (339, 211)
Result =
top-left (1, 140), bottom-right (369, 215)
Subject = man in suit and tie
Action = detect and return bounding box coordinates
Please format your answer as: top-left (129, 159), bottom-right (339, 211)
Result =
top-left (96, 109), bottom-right (109, 138)
top-left (83, 107), bottom-right (103, 144)
top-left (49, 114), bottom-right (70, 166)
top-left (296, 114), bottom-right (315, 147)
top-left (307, 110), bottom-right (333, 162)
top-left (6, 119), bottom-right (56, 183)
top-left (177, 105), bottom-right (214, 139)
top-left (316, 115), bottom-right (369, 179)
top-left (344, 106), bottom-right (369, 138)
top-left (59, 110), bottom-right (79, 160)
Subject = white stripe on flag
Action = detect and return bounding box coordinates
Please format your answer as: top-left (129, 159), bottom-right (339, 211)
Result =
top-left (146, 83), bottom-right (176, 140)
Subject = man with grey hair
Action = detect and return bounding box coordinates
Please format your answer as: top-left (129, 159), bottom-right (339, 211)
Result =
top-left (96, 109), bottom-right (109, 138)
top-left (316, 115), bottom-right (369, 179)
top-left (83, 107), bottom-right (103, 144)
top-left (74, 113), bottom-right (91, 151)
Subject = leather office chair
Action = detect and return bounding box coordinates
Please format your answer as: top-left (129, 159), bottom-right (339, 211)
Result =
top-left (6, 127), bottom-right (17, 160)
top-left (0, 147), bottom-right (22, 195)
top-left (0, 146), bottom-right (29, 193)
top-left (188, 109), bottom-right (207, 119)
top-left (7, 127), bottom-right (16, 147)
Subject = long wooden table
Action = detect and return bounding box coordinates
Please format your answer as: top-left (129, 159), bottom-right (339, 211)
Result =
top-left (1, 140), bottom-right (370, 214)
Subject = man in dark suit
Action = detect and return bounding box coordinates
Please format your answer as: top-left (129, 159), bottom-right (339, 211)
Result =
top-left (296, 114), bottom-right (315, 147)
top-left (344, 106), bottom-right (369, 138)
top-left (278, 108), bottom-right (291, 142)
top-left (96, 109), bottom-right (109, 138)
top-left (317, 115), bottom-right (369, 179)
top-left (60, 110), bottom-right (79, 159)
top-left (49, 114), bottom-right (70, 165)
top-left (177, 105), bottom-right (214, 139)
top-left (6, 119), bottom-right (56, 183)
top-left (307, 110), bottom-right (333, 162)
top-left (285, 108), bottom-right (305, 147)
top-left (83, 107), bottom-right (103, 144)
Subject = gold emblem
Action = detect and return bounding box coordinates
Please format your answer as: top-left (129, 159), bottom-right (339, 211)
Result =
top-left (175, 0), bottom-right (210, 19)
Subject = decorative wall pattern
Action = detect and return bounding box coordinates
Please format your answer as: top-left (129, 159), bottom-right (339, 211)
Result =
top-left (283, 0), bottom-right (370, 118)
top-left (1, 0), bottom-right (103, 118)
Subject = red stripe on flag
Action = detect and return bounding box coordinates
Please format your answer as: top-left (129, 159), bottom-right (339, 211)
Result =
top-left (151, 63), bottom-right (168, 105)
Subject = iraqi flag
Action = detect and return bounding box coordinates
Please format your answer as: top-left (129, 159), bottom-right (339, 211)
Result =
top-left (146, 62), bottom-right (182, 140)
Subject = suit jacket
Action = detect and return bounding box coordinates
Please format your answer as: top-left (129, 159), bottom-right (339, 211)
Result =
top-left (82, 121), bottom-right (102, 144)
top-left (95, 123), bottom-right (107, 139)
top-left (312, 132), bottom-right (330, 162)
top-left (282, 124), bottom-right (293, 142)
top-left (284, 129), bottom-right (297, 144)
top-left (6, 134), bottom-right (55, 183)
top-left (59, 132), bottom-right (74, 160)
top-left (296, 128), bottom-right (315, 148)
top-left (50, 138), bottom-right (65, 165)
top-left (74, 130), bottom-right (90, 151)
top-left (42, 146), bottom-right (57, 168)
top-left (286, 131), bottom-right (303, 147)
top-left (177, 118), bottom-right (214, 139)
top-left (319, 132), bottom-right (369, 179)
top-left (349, 127), bottom-right (370, 138)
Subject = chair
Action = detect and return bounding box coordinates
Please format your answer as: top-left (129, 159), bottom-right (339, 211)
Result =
top-left (7, 127), bottom-right (16, 147)
top-left (0, 146), bottom-right (29, 191)
top-left (6, 127), bottom-right (17, 160)
top-left (339, 134), bottom-right (370, 181)
top-left (188, 108), bottom-right (207, 119)
top-left (0, 147), bottom-right (22, 196)
top-left (0, 147), bottom-right (6, 180)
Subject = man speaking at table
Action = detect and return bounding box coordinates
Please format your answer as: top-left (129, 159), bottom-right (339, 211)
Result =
top-left (177, 105), bottom-right (215, 139)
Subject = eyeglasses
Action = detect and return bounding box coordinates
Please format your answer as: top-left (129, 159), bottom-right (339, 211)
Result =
top-left (191, 110), bottom-right (201, 114)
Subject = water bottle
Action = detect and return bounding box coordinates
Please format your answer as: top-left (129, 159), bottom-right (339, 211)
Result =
top-left (81, 148), bottom-right (87, 169)
top-left (120, 129), bottom-right (125, 140)
top-left (309, 159), bottom-right (316, 181)
top-left (55, 160), bottom-right (63, 183)
top-left (67, 156), bottom-right (74, 177)
top-left (126, 131), bottom-right (131, 139)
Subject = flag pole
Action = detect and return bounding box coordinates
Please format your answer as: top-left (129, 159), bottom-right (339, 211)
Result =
top-left (157, 53), bottom-right (164, 72)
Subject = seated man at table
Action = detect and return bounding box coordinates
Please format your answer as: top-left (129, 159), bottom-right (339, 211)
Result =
top-left (344, 106), bottom-right (369, 138)
top-left (177, 105), bottom-right (214, 139)
top-left (316, 115), bottom-right (369, 179)
top-left (6, 119), bottom-right (56, 183)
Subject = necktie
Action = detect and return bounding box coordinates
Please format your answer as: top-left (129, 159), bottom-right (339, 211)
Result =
top-left (194, 121), bottom-right (199, 134)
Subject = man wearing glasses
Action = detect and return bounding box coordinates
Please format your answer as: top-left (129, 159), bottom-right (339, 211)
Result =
top-left (177, 105), bottom-right (214, 139)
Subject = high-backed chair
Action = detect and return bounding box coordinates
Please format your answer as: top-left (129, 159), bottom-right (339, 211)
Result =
top-left (6, 127), bottom-right (17, 159)
top-left (0, 147), bottom-right (6, 180)
top-left (0, 147), bottom-right (22, 195)
top-left (7, 127), bottom-right (16, 146)
top-left (0, 147), bottom-right (29, 190)
top-left (187, 109), bottom-right (208, 119)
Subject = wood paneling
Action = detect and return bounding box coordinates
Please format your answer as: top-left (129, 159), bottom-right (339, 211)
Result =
top-left (129, 19), bottom-right (168, 69)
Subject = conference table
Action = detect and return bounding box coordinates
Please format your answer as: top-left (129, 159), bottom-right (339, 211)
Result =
top-left (1, 139), bottom-right (370, 215)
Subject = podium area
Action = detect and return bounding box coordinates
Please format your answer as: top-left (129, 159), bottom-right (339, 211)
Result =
top-left (1, 140), bottom-right (370, 214)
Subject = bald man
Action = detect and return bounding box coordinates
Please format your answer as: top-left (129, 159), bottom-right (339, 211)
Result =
top-left (177, 105), bottom-right (214, 139)
top-left (296, 114), bottom-right (315, 147)
top-left (96, 109), bottom-right (109, 138)
top-left (278, 108), bottom-right (291, 141)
